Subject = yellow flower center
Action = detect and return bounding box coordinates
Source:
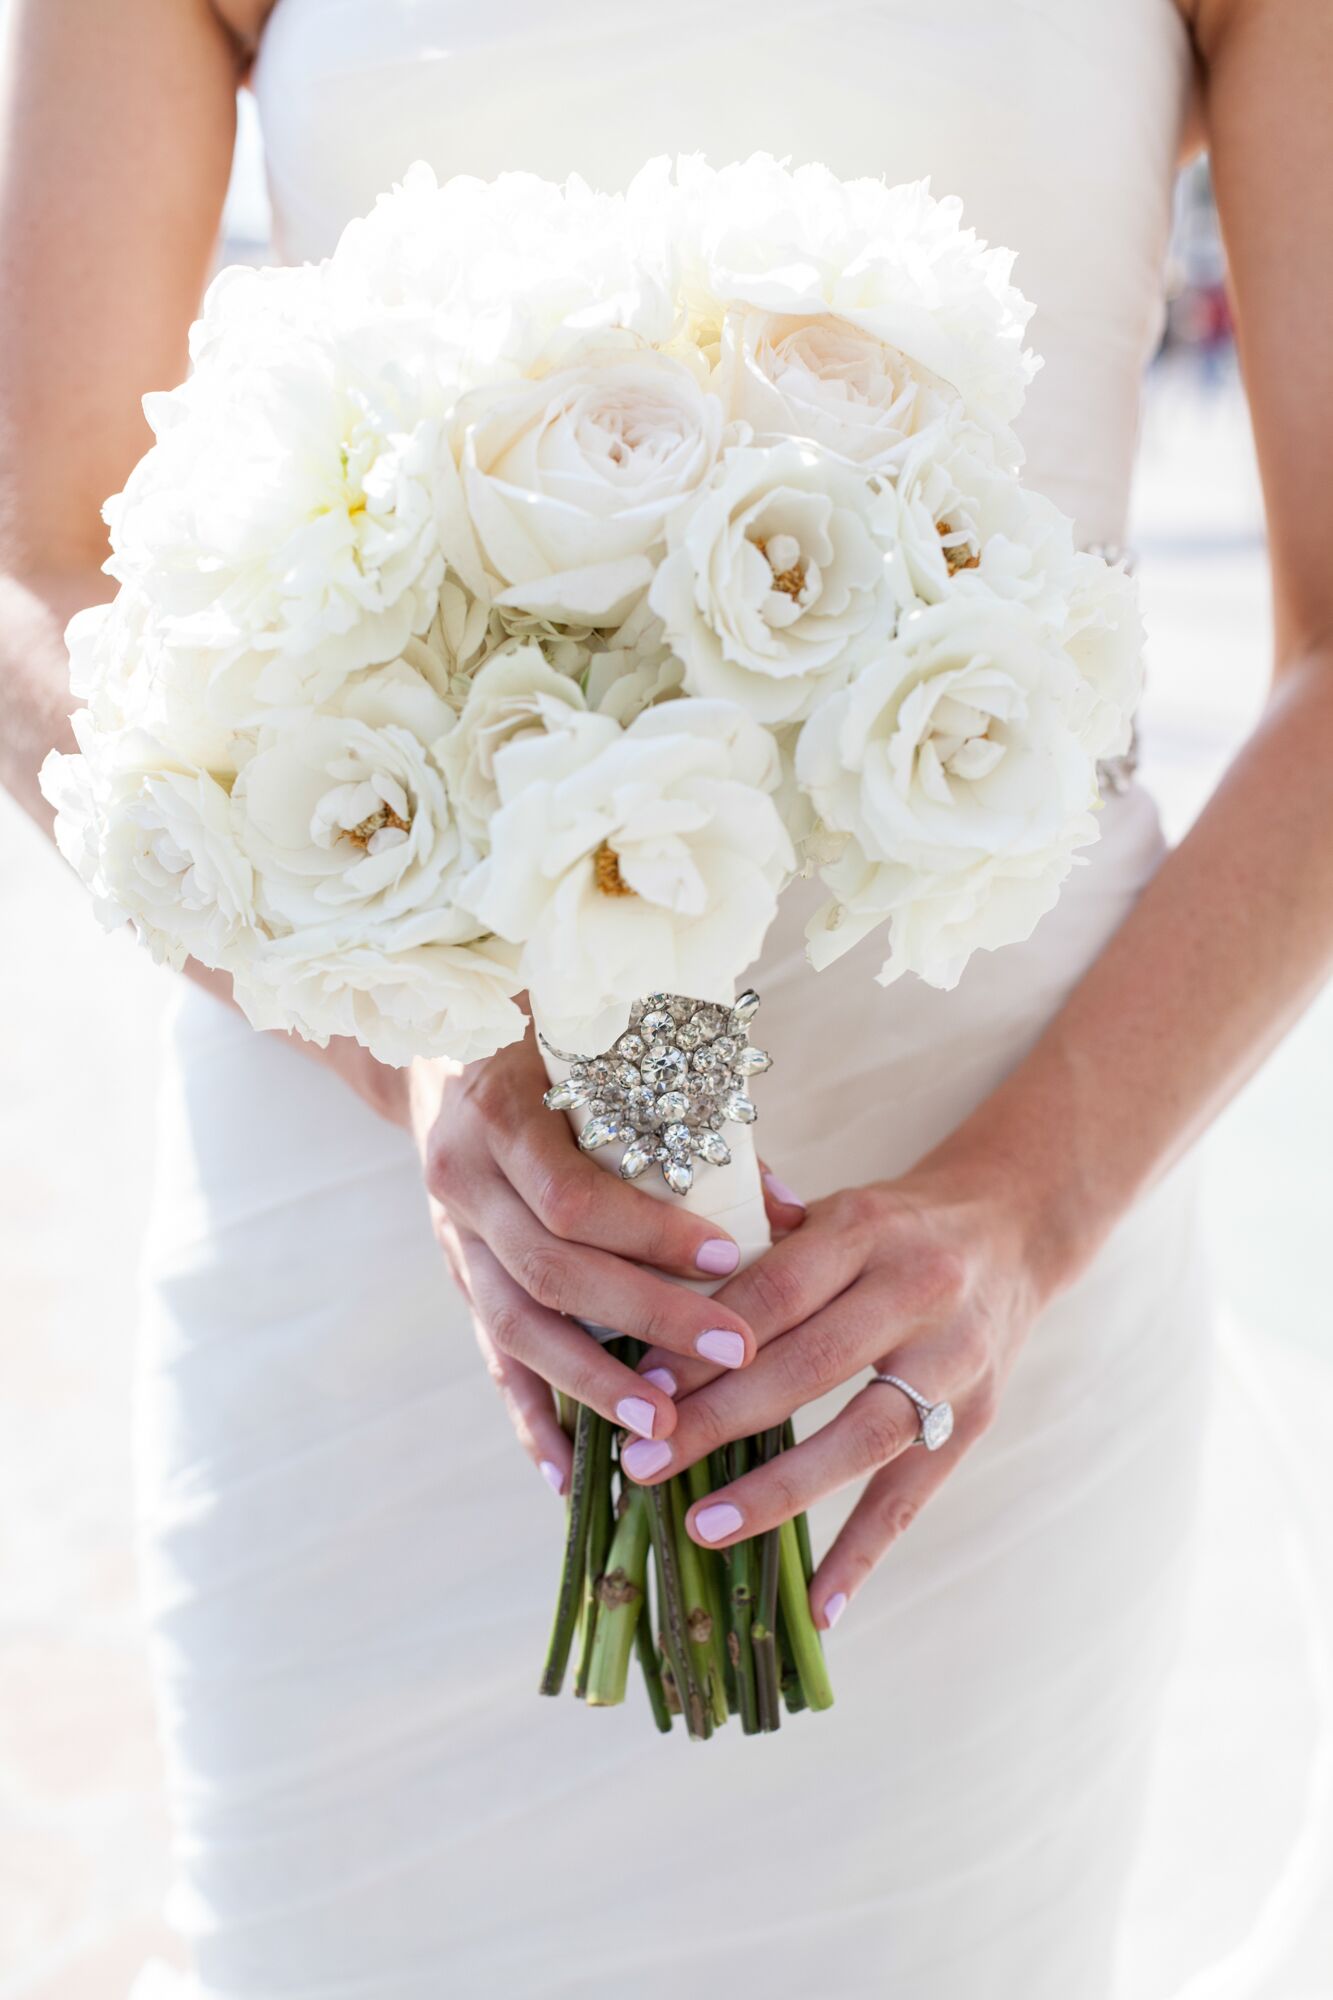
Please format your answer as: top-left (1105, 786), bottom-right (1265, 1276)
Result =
top-left (593, 840), bottom-right (635, 896)
top-left (342, 802), bottom-right (410, 850)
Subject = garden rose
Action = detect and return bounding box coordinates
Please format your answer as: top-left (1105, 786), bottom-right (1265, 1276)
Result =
top-left (460, 699), bottom-right (793, 1027)
top-left (457, 340), bottom-right (725, 626)
top-left (713, 310), bottom-right (957, 470)
top-left (797, 597), bottom-right (1099, 986)
top-left (232, 664), bottom-right (465, 934)
top-left (650, 441), bottom-right (896, 724)
top-left (39, 718), bottom-right (255, 973)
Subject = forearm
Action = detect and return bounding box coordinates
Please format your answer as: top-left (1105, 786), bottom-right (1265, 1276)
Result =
top-left (0, 561), bottom-right (111, 827)
top-left (932, 650), bottom-right (1333, 1295)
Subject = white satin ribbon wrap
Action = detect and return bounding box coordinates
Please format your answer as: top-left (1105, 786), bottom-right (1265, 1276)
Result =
top-left (534, 999), bottom-right (773, 1323)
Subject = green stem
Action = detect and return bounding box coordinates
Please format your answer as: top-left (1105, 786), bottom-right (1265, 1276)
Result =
top-left (646, 1479), bottom-right (711, 1740)
top-left (573, 1418), bottom-right (614, 1699)
top-left (539, 1400), bottom-right (601, 1697)
top-left (724, 1438), bottom-right (759, 1733)
top-left (783, 1418), bottom-right (817, 1590)
top-left (634, 1581), bottom-right (673, 1733)
top-left (686, 1460), bottom-right (731, 1727)
top-left (751, 1428), bottom-right (785, 1731)
top-left (673, 1477), bottom-right (728, 1729)
top-left (584, 1486), bottom-right (650, 1708)
top-left (778, 1517), bottom-right (835, 1712)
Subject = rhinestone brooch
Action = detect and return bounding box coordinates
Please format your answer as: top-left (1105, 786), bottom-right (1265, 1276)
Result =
top-left (541, 990), bottom-right (770, 1197)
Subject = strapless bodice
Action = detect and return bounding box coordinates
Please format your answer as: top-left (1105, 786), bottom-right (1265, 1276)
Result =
top-left (251, 0), bottom-right (1193, 546)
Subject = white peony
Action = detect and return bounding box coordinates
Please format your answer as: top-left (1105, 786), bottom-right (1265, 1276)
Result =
top-left (667, 154), bottom-right (1038, 436)
top-left (797, 597), bottom-right (1099, 987)
top-left (40, 717), bottom-right (256, 973)
top-left (436, 643), bottom-right (586, 844)
top-left (713, 309), bottom-right (958, 471)
top-left (650, 441), bottom-right (895, 724)
top-left (460, 699), bottom-right (794, 1027)
top-left (330, 163), bottom-right (679, 384)
top-left (106, 317), bottom-right (448, 722)
top-left (457, 339), bottom-right (726, 627)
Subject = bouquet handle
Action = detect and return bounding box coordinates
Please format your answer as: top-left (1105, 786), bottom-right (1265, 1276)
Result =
top-left (533, 992), bottom-right (833, 1736)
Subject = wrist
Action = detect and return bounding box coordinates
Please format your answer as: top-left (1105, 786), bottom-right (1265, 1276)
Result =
top-left (909, 1117), bottom-right (1107, 1313)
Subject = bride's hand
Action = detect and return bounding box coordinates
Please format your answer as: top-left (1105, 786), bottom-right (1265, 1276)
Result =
top-left (405, 1031), bottom-right (803, 1495)
top-left (622, 1160), bottom-right (1051, 1626)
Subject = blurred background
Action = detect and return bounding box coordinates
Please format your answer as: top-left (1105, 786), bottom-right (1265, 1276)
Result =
top-left (1, 110), bottom-right (1331, 2000)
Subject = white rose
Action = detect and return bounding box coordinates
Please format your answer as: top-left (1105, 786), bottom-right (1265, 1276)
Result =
top-left (232, 664), bottom-right (466, 935)
top-left (649, 441), bottom-right (895, 724)
top-left (235, 922), bottom-right (527, 1068)
top-left (887, 424), bottom-right (1077, 622)
top-left (106, 318), bottom-right (447, 722)
top-left (797, 598), bottom-right (1099, 987)
top-left (39, 716), bottom-right (256, 973)
top-left (669, 154), bottom-right (1038, 436)
top-left (459, 699), bottom-right (793, 1026)
top-left (582, 595), bottom-right (686, 723)
top-left (457, 340), bottom-right (725, 627)
top-left (713, 310), bottom-right (957, 470)
top-left (1059, 552), bottom-right (1144, 761)
top-left (436, 643), bottom-right (586, 844)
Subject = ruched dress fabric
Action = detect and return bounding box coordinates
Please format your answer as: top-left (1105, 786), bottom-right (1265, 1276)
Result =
top-left (129, 5), bottom-right (1327, 1996)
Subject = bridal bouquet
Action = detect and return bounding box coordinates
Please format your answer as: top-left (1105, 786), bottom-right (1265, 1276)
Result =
top-left (42, 154), bottom-right (1141, 1737)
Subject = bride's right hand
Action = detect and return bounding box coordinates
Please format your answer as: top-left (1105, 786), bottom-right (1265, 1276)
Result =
top-left (405, 1030), bottom-right (783, 1495)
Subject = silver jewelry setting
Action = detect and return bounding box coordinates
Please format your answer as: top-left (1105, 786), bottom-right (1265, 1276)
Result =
top-left (871, 1372), bottom-right (955, 1451)
top-left (541, 990), bottom-right (770, 1197)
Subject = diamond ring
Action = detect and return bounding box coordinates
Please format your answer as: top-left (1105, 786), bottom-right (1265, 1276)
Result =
top-left (871, 1373), bottom-right (955, 1452)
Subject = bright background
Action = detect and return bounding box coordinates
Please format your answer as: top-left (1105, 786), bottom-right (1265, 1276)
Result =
top-left (0, 115), bottom-right (1330, 1999)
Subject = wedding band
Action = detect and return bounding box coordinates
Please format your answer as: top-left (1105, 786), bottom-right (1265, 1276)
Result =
top-left (871, 1373), bottom-right (955, 1452)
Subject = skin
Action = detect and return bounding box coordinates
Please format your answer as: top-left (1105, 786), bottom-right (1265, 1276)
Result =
top-left (3, 1), bottom-right (1330, 1628)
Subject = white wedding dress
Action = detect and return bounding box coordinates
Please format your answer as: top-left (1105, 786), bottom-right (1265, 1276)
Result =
top-left (131, 4), bottom-right (1333, 1996)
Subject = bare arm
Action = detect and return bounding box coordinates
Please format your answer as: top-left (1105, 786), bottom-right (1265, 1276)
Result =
top-left (625, 0), bottom-right (1333, 1616)
top-left (950, 0), bottom-right (1333, 1284)
top-left (0, 0), bottom-right (410, 1111)
top-left (0, 0), bottom-right (244, 824)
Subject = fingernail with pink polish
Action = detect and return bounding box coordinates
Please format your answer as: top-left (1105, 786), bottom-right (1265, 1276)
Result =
top-left (695, 1327), bottom-right (746, 1369)
top-left (623, 1438), bottom-right (673, 1480)
top-left (763, 1171), bottom-right (806, 1211)
top-left (823, 1591), bottom-right (848, 1630)
top-left (696, 1238), bottom-right (740, 1276)
top-left (539, 1460), bottom-right (565, 1496)
top-left (693, 1502), bottom-right (744, 1544)
top-left (641, 1366), bottom-right (678, 1396)
top-left (616, 1396), bottom-right (657, 1439)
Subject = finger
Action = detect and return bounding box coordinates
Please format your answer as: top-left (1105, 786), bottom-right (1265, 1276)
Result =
top-left (464, 1239), bottom-right (678, 1440)
top-left (679, 1376), bottom-right (924, 1547)
top-left (468, 1176), bottom-right (759, 1370)
top-left (708, 1198), bottom-right (867, 1347)
top-left (759, 1160), bottom-right (807, 1237)
top-left (500, 1108), bottom-right (744, 1280)
top-left (630, 1163), bottom-right (808, 1394)
top-left (472, 1313), bottom-right (573, 1496)
top-left (809, 1412), bottom-right (977, 1629)
top-left (622, 1275), bottom-right (902, 1486)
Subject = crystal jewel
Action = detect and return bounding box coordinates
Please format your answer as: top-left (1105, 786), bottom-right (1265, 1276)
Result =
top-left (579, 1113), bottom-right (619, 1151)
top-left (541, 990), bottom-right (772, 1194)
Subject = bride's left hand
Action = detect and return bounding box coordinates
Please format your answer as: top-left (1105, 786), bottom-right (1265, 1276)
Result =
top-left (622, 1161), bottom-right (1058, 1629)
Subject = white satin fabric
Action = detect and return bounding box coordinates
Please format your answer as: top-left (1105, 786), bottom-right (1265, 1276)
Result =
top-left (132, 4), bottom-right (1301, 1994)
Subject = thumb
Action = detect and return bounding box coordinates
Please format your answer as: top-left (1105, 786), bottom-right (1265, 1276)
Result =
top-left (759, 1161), bottom-right (807, 1237)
